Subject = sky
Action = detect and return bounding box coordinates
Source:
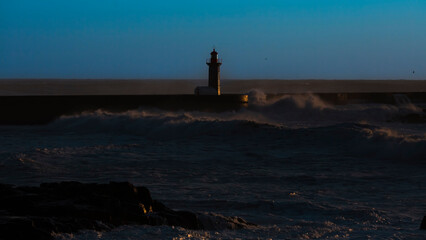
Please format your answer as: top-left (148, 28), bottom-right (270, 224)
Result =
top-left (0, 0), bottom-right (425, 79)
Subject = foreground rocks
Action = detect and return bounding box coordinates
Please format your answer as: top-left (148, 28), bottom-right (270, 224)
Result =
top-left (421, 216), bottom-right (426, 230)
top-left (0, 182), bottom-right (253, 240)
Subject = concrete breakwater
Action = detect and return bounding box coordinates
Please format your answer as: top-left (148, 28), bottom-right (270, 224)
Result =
top-left (266, 92), bottom-right (426, 105)
top-left (0, 92), bottom-right (425, 125)
top-left (0, 94), bottom-right (248, 125)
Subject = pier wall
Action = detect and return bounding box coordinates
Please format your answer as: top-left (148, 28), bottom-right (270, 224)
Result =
top-left (0, 92), bottom-right (425, 124)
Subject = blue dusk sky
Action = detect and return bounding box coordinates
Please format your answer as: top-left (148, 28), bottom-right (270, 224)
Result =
top-left (0, 0), bottom-right (425, 79)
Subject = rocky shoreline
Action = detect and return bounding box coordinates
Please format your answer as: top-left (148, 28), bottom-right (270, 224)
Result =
top-left (0, 182), bottom-right (255, 240)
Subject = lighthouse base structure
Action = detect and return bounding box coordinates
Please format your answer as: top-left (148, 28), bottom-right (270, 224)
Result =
top-left (0, 94), bottom-right (249, 125)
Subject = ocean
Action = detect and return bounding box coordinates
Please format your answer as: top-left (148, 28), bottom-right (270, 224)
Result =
top-left (0, 80), bottom-right (425, 239)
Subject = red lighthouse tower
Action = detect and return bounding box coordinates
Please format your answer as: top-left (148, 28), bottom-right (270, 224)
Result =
top-left (207, 49), bottom-right (222, 95)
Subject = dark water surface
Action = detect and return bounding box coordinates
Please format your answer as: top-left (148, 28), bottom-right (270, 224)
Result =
top-left (0, 83), bottom-right (425, 239)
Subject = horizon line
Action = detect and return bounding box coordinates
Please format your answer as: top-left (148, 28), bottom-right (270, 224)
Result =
top-left (1, 78), bottom-right (425, 81)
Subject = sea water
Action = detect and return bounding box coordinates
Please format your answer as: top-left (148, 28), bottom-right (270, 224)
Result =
top-left (0, 87), bottom-right (425, 239)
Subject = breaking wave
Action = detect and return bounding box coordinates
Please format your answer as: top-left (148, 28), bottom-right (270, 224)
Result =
top-left (39, 91), bottom-right (426, 163)
top-left (48, 89), bottom-right (425, 137)
top-left (50, 90), bottom-right (424, 131)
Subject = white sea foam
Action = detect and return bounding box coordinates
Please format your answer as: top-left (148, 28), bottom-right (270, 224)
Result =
top-left (48, 90), bottom-right (425, 141)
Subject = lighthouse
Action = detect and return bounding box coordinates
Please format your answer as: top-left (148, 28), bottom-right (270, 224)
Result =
top-left (207, 49), bottom-right (221, 95)
top-left (194, 49), bottom-right (222, 95)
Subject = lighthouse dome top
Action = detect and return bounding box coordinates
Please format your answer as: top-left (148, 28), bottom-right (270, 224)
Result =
top-left (211, 49), bottom-right (218, 55)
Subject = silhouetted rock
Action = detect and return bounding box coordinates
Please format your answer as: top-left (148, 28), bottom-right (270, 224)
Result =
top-left (421, 216), bottom-right (426, 230)
top-left (0, 182), bottom-right (233, 240)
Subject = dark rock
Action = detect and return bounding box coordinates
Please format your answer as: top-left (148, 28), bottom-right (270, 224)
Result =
top-left (421, 216), bottom-right (426, 230)
top-left (0, 217), bottom-right (52, 240)
top-left (0, 182), bottom-right (219, 240)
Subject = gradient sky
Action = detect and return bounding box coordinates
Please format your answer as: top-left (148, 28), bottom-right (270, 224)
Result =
top-left (1, 0), bottom-right (425, 79)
